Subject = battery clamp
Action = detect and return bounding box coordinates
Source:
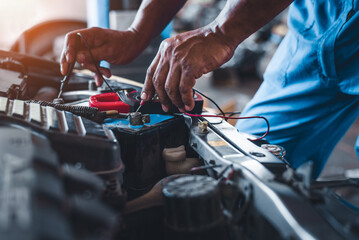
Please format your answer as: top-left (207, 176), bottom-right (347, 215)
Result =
top-left (89, 89), bottom-right (203, 114)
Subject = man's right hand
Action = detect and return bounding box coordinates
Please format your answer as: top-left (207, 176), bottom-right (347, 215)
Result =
top-left (60, 27), bottom-right (142, 86)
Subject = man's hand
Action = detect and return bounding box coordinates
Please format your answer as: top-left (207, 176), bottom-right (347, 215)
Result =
top-left (141, 0), bottom-right (292, 112)
top-left (60, 0), bottom-right (291, 111)
top-left (60, 27), bottom-right (142, 86)
top-left (141, 26), bottom-right (235, 112)
top-left (59, 0), bottom-right (187, 86)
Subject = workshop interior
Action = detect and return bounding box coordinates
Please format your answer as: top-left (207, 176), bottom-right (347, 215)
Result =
top-left (1, 0), bottom-right (359, 240)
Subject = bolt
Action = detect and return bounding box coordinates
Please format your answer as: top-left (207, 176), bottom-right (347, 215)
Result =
top-left (141, 114), bottom-right (150, 124)
top-left (53, 98), bottom-right (64, 104)
top-left (74, 162), bottom-right (82, 169)
top-left (129, 112), bottom-right (143, 126)
top-left (249, 152), bottom-right (265, 157)
top-left (198, 121), bottom-right (208, 133)
top-left (88, 80), bottom-right (97, 91)
top-left (261, 144), bottom-right (286, 160)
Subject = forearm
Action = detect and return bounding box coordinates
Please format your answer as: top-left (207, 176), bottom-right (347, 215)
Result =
top-left (129, 0), bottom-right (187, 49)
top-left (213, 0), bottom-right (293, 50)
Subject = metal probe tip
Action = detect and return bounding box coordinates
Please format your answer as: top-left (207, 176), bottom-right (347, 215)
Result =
top-left (57, 84), bottom-right (64, 98)
top-left (57, 90), bottom-right (62, 99)
top-left (135, 101), bottom-right (145, 113)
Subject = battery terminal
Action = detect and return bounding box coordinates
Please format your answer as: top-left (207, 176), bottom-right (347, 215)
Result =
top-left (198, 121), bottom-right (209, 133)
top-left (129, 112), bottom-right (151, 126)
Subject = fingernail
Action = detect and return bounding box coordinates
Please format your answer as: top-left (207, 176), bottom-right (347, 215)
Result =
top-left (66, 53), bottom-right (70, 62)
top-left (94, 75), bottom-right (101, 86)
top-left (162, 104), bottom-right (168, 112)
top-left (102, 69), bottom-right (111, 78)
top-left (179, 107), bottom-right (185, 113)
top-left (77, 53), bottom-right (84, 62)
top-left (141, 92), bottom-right (147, 101)
top-left (185, 105), bottom-right (192, 111)
top-left (60, 65), bottom-right (64, 75)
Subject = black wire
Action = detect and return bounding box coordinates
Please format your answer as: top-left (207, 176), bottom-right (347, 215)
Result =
top-left (27, 100), bottom-right (107, 123)
top-left (77, 33), bottom-right (227, 119)
top-left (76, 33), bottom-right (119, 96)
top-left (193, 88), bottom-right (225, 117)
top-left (190, 164), bottom-right (222, 174)
top-left (229, 111), bottom-right (242, 117)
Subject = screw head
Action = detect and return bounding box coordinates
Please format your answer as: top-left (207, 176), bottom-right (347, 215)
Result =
top-left (249, 152), bottom-right (266, 157)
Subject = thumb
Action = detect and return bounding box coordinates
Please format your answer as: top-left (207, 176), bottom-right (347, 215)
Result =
top-left (141, 55), bottom-right (160, 102)
top-left (141, 72), bottom-right (155, 103)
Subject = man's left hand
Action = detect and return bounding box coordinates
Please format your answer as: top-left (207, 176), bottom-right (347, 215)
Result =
top-left (141, 25), bottom-right (235, 112)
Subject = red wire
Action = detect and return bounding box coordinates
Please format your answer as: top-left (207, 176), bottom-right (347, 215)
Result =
top-left (184, 113), bottom-right (270, 141)
top-left (224, 169), bottom-right (235, 182)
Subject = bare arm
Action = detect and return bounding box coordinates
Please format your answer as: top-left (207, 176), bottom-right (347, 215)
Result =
top-left (129, 0), bottom-right (187, 48)
top-left (216, 0), bottom-right (292, 49)
top-left (141, 0), bottom-right (293, 112)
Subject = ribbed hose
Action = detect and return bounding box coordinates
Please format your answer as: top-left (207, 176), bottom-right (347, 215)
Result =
top-left (26, 100), bottom-right (107, 123)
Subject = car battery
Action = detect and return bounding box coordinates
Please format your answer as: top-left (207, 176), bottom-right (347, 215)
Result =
top-left (104, 114), bottom-right (187, 198)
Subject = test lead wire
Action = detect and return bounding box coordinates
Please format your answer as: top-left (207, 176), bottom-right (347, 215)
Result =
top-left (76, 33), bottom-right (121, 99)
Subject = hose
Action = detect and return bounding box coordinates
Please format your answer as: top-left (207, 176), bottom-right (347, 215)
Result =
top-left (26, 100), bottom-right (107, 123)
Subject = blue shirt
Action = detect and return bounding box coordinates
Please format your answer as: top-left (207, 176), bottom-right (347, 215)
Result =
top-left (265, 0), bottom-right (359, 95)
top-left (237, 1), bottom-right (359, 177)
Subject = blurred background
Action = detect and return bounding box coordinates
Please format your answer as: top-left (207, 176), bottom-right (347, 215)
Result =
top-left (0, 0), bottom-right (358, 188)
top-left (0, 0), bottom-right (87, 51)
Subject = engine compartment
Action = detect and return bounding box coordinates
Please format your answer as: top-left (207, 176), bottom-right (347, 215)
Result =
top-left (0, 50), bottom-right (359, 240)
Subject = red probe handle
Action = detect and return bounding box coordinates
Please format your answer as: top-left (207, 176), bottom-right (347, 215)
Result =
top-left (89, 92), bottom-right (131, 112)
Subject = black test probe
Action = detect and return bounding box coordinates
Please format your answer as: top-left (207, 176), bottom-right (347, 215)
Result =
top-left (56, 33), bottom-right (120, 102)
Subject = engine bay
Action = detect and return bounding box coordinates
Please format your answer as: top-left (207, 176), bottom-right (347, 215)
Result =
top-left (1, 50), bottom-right (359, 240)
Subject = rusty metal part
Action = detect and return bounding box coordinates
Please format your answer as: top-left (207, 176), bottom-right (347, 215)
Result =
top-left (129, 112), bottom-right (151, 126)
top-left (52, 98), bottom-right (64, 104)
top-left (261, 144), bottom-right (286, 160)
top-left (198, 120), bottom-right (209, 133)
top-left (129, 112), bottom-right (143, 126)
top-left (142, 114), bottom-right (150, 124)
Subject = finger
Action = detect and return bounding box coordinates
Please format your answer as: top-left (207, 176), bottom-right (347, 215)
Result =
top-left (60, 50), bottom-right (68, 75)
top-left (100, 67), bottom-right (112, 78)
top-left (76, 51), bottom-right (87, 64)
top-left (142, 54), bottom-right (161, 102)
top-left (95, 67), bottom-right (111, 86)
top-left (152, 60), bottom-right (171, 112)
top-left (62, 31), bottom-right (79, 65)
top-left (60, 27), bottom-right (102, 75)
top-left (76, 47), bottom-right (108, 65)
top-left (60, 33), bottom-right (77, 75)
top-left (179, 70), bottom-right (195, 112)
top-left (79, 62), bottom-right (111, 86)
top-left (94, 73), bottom-right (104, 86)
top-left (165, 65), bottom-right (185, 112)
